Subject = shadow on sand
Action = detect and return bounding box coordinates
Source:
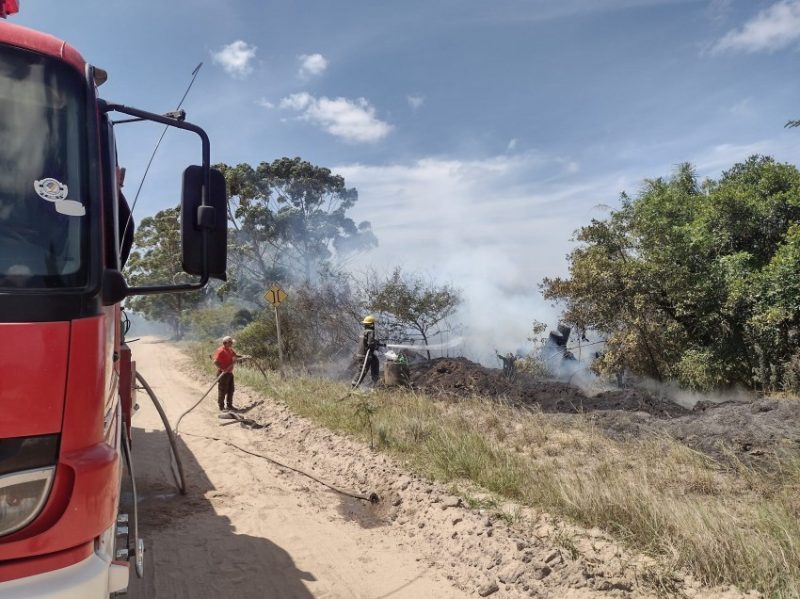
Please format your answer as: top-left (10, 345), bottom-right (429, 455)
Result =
top-left (123, 425), bottom-right (316, 599)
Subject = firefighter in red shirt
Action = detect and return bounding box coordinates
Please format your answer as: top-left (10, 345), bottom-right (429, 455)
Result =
top-left (213, 335), bottom-right (243, 411)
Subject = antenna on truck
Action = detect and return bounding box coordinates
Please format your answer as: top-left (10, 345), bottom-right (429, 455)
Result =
top-left (119, 62), bottom-right (204, 251)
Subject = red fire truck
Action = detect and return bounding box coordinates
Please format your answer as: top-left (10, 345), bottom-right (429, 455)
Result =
top-left (0, 2), bottom-right (226, 595)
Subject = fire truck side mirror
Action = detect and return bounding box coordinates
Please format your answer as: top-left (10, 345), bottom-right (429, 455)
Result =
top-left (181, 166), bottom-right (228, 280)
top-left (102, 269), bottom-right (128, 306)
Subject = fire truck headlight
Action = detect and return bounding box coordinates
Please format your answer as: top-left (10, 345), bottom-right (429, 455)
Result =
top-left (0, 467), bottom-right (55, 536)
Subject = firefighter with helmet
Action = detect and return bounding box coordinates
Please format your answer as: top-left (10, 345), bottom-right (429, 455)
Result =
top-left (354, 314), bottom-right (384, 386)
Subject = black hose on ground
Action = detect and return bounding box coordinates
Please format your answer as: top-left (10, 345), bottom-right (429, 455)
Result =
top-left (172, 359), bottom-right (380, 504)
top-left (181, 431), bottom-right (380, 504)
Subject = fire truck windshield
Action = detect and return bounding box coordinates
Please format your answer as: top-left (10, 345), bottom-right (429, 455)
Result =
top-left (0, 45), bottom-right (88, 289)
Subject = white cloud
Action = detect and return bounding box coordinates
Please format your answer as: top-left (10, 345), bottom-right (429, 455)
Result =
top-left (694, 140), bottom-right (774, 173)
top-left (279, 92), bottom-right (313, 111)
top-left (407, 95), bottom-right (425, 110)
top-left (712, 0), bottom-right (800, 54)
top-left (507, 138), bottom-right (518, 151)
top-left (298, 53), bottom-right (328, 78)
top-left (211, 40), bottom-right (257, 78)
top-left (256, 97), bottom-right (274, 109)
top-left (279, 93), bottom-right (392, 143)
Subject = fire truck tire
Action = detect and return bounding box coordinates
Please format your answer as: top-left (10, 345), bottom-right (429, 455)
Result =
top-left (135, 372), bottom-right (187, 495)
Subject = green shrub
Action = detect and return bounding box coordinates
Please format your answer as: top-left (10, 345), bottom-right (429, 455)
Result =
top-left (676, 348), bottom-right (729, 391)
top-left (187, 304), bottom-right (239, 341)
top-left (515, 354), bottom-right (553, 378)
top-left (235, 318), bottom-right (279, 364)
top-left (232, 309), bottom-right (254, 328)
top-left (783, 352), bottom-right (800, 395)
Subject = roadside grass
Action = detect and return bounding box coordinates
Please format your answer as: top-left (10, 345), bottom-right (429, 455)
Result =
top-left (186, 344), bottom-right (800, 597)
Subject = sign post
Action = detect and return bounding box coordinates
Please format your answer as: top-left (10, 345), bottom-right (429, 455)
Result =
top-left (263, 283), bottom-right (288, 365)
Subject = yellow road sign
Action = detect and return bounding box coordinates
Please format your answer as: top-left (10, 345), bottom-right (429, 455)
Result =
top-left (264, 284), bottom-right (288, 307)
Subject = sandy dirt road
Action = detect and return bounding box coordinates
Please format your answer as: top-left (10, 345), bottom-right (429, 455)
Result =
top-left (125, 338), bottom-right (467, 599)
top-left (120, 339), bottom-right (761, 599)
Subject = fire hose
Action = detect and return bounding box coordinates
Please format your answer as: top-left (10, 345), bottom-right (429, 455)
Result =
top-left (352, 349), bottom-right (373, 389)
top-left (173, 356), bottom-right (270, 435)
top-left (136, 371), bottom-right (186, 494)
top-left (170, 364), bottom-right (380, 504)
top-left (335, 349), bottom-right (374, 402)
top-left (180, 431), bottom-right (379, 504)
top-left (249, 357), bottom-right (271, 380)
top-left (173, 370), bottom-right (226, 436)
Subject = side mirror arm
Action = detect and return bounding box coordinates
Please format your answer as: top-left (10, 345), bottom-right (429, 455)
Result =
top-left (99, 100), bottom-right (215, 297)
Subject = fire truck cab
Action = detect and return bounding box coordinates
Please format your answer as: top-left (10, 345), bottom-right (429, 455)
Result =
top-left (0, 3), bottom-right (226, 596)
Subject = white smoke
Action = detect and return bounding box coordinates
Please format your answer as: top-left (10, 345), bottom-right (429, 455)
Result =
top-left (339, 154), bottom-right (622, 366)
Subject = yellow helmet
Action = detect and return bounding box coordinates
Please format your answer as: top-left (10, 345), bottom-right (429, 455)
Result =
top-left (362, 315), bottom-right (376, 325)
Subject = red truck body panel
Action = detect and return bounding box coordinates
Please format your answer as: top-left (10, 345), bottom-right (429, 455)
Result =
top-left (0, 316), bottom-right (120, 578)
top-left (0, 323), bottom-right (69, 438)
top-left (0, 10), bottom-right (217, 594)
top-left (0, 18), bottom-right (125, 590)
top-left (0, 19), bottom-right (86, 73)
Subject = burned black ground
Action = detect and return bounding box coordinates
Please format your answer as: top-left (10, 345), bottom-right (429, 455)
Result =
top-left (408, 357), bottom-right (800, 463)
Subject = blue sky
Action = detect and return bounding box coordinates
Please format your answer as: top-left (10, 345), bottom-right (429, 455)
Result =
top-left (12, 0), bottom-right (800, 355)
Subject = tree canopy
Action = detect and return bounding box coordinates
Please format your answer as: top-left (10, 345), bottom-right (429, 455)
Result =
top-left (124, 206), bottom-right (206, 338)
top-left (217, 157), bottom-right (377, 300)
top-left (366, 267), bottom-right (462, 359)
top-left (542, 156), bottom-right (800, 392)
